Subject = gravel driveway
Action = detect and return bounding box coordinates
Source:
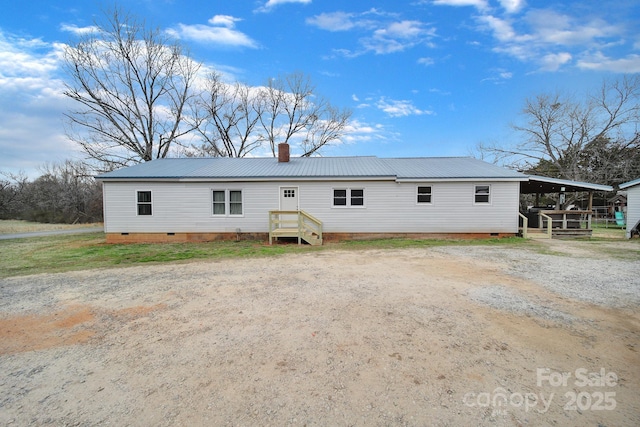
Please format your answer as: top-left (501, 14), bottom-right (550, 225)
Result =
top-left (1, 239), bottom-right (638, 426)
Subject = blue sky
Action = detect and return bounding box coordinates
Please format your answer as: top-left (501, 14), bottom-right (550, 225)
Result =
top-left (1, 0), bottom-right (639, 177)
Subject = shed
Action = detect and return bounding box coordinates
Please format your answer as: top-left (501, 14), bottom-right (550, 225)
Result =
top-left (619, 178), bottom-right (640, 238)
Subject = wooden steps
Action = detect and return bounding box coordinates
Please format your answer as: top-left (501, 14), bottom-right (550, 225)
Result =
top-left (269, 228), bottom-right (323, 245)
top-left (268, 211), bottom-right (324, 246)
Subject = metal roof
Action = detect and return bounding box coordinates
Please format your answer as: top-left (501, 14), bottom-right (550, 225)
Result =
top-left (96, 156), bottom-right (528, 181)
top-left (521, 175), bottom-right (613, 193)
top-left (383, 157), bottom-right (526, 180)
top-left (620, 177), bottom-right (640, 189)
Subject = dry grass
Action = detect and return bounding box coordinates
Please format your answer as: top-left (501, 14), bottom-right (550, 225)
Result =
top-left (0, 220), bottom-right (103, 234)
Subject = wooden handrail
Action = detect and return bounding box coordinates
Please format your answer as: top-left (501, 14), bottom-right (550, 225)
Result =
top-left (518, 212), bottom-right (528, 239)
top-left (268, 210), bottom-right (323, 245)
top-left (539, 213), bottom-right (553, 238)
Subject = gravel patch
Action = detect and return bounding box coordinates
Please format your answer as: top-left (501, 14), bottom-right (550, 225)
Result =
top-left (435, 242), bottom-right (640, 308)
top-left (468, 285), bottom-right (575, 324)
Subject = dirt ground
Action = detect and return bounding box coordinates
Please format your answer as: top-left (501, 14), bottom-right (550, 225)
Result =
top-left (0, 239), bottom-right (639, 426)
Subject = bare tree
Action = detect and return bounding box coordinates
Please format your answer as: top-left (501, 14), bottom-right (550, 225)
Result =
top-left (190, 72), bottom-right (265, 157)
top-left (478, 75), bottom-right (640, 185)
top-left (259, 73), bottom-right (352, 157)
top-left (0, 162), bottom-right (102, 223)
top-left (0, 171), bottom-right (28, 219)
top-left (194, 72), bottom-right (352, 157)
top-left (63, 8), bottom-right (200, 168)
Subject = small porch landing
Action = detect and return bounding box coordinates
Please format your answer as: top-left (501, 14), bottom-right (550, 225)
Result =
top-left (268, 210), bottom-right (323, 245)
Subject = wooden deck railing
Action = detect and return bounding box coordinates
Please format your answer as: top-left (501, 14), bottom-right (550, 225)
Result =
top-left (539, 210), bottom-right (592, 230)
top-left (520, 210), bottom-right (593, 239)
top-left (268, 210), bottom-right (323, 245)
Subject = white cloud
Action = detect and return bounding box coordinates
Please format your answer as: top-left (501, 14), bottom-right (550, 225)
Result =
top-left (418, 57), bottom-right (435, 66)
top-left (168, 17), bottom-right (258, 48)
top-left (476, 15), bottom-right (523, 43)
top-left (362, 20), bottom-right (436, 54)
top-left (432, 0), bottom-right (488, 10)
top-left (256, 0), bottom-right (311, 13)
top-left (208, 15), bottom-right (242, 28)
top-left (376, 97), bottom-right (433, 117)
top-left (341, 119), bottom-right (388, 144)
top-left (498, 0), bottom-right (525, 14)
top-left (539, 52), bottom-right (572, 71)
top-left (481, 68), bottom-right (514, 83)
top-left (0, 34), bottom-right (65, 93)
top-left (306, 12), bottom-right (358, 31)
top-left (526, 10), bottom-right (620, 46)
top-left (475, 8), bottom-right (630, 73)
top-left (0, 31), bottom-right (78, 176)
top-left (60, 24), bottom-right (100, 35)
top-left (308, 11), bottom-right (436, 56)
top-left (577, 52), bottom-right (640, 73)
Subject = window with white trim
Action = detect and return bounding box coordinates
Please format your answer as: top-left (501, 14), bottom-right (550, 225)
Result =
top-left (333, 188), bottom-right (364, 207)
top-left (212, 189), bottom-right (243, 216)
top-left (474, 185), bottom-right (490, 204)
top-left (417, 186), bottom-right (432, 204)
top-left (229, 190), bottom-right (243, 215)
top-left (212, 190), bottom-right (226, 215)
top-left (137, 191), bottom-right (152, 215)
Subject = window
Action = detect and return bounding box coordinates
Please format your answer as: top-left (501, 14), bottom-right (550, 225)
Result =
top-left (351, 189), bottom-right (364, 206)
top-left (333, 189), bottom-right (347, 206)
top-left (475, 185), bottom-right (490, 203)
top-left (333, 188), bottom-right (364, 207)
top-left (212, 190), bottom-right (226, 215)
top-left (229, 190), bottom-right (243, 215)
top-left (417, 186), bottom-right (432, 204)
top-left (137, 191), bottom-right (152, 216)
top-left (283, 189), bottom-right (295, 198)
top-left (212, 189), bottom-right (243, 216)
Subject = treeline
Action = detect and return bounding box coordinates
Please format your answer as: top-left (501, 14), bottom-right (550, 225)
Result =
top-left (0, 161), bottom-right (102, 224)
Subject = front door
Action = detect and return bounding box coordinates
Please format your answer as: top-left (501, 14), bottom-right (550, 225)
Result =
top-left (280, 187), bottom-right (299, 211)
top-left (280, 187), bottom-right (299, 228)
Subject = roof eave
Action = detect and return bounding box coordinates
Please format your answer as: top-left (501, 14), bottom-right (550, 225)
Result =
top-left (97, 175), bottom-right (399, 182)
top-left (395, 177), bottom-right (527, 183)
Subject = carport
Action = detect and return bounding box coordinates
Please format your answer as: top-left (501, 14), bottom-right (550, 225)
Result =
top-left (519, 175), bottom-right (613, 238)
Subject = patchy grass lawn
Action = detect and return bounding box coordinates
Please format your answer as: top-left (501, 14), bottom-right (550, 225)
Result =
top-left (1, 217), bottom-right (633, 280)
top-left (0, 233), bottom-right (530, 279)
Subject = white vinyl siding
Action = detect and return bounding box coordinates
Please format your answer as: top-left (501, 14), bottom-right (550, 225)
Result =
top-left (626, 184), bottom-right (640, 238)
top-left (102, 180), bottom-right (520, 234)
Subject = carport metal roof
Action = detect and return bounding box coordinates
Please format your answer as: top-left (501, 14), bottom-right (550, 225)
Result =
top-left (521, 175), bottom-right (613, 194)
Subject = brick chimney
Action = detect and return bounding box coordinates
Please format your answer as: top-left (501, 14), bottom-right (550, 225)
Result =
top-left (278, 143), bottom-right (290, 162)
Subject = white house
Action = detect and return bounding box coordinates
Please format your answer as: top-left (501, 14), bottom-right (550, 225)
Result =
top-left (96, 146), bottom-right (530, 244)
top-left (619, 178), bottom-right (640, 238)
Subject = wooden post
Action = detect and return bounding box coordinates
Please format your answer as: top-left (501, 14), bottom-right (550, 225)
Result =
top-left (588, 192), bottom-right (593, 229)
